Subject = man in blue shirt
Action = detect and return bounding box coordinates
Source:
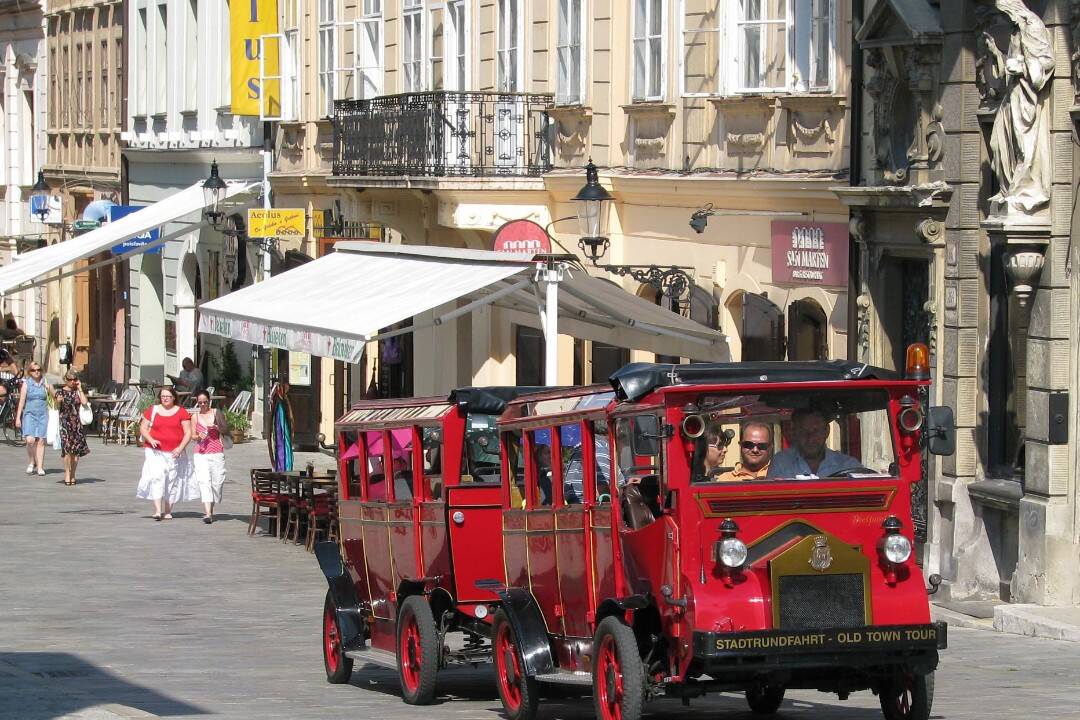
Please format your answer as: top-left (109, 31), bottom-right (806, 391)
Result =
top-left (767, 409), bottom-right (862, 479)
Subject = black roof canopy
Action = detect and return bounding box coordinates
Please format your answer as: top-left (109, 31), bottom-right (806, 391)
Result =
top-left (609, 361), bottom-right (897, 402)
top-left (448, 386), bottom-right (548, 414)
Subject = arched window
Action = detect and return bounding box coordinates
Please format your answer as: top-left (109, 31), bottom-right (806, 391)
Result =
top-left (740, 292), bottom-right (785, 361)
top-left (787, 298), bottom-right (828, 361)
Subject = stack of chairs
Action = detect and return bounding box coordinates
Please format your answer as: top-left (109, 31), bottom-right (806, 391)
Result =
top-left (102, 387), bottom-right (139, 444)
top-left (227, 390), bottom-right (252, 415)
top-left (248, 469), bottom-right (287, 536)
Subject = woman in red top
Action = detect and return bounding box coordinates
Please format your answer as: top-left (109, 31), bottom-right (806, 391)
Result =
top-left (136, 386), bottom-right (196, 520)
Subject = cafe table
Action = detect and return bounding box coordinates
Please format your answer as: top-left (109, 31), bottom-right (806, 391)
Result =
top-left (87, 395), bottom-right (125, 442)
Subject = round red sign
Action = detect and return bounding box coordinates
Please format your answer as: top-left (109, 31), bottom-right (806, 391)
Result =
top-left (492, 219), bottom-right (551, 255)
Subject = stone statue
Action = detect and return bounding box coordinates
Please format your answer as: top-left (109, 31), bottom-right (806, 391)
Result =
top-left (985, 0), bottom-right (1055, 215)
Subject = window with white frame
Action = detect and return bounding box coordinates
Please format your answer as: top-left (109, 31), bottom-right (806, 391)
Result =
top-left (632, 0), bottom-right (664, 101)
top-left (318, 0), bottom-right (336, 114)
top-left (732, 0), bottom-right (832, 94)
top-left (446, 0), bottom-right (467, 91)
top-left (260, 0), bottom-right (301, 120)
top-left (182, 0), bottom-right (198, 112)
top-left (357, 2), bottom-right (384, 98)
top-left (557, 0), bottom-right (585, 104)
top-left (153, 2), bottom-right (167, 115)
top-left (496, 0), bottom-right (521, 92)
top-left (680, 0), bottom-right (721, 97)
top-left (403, 0), bottom-right (424, 92)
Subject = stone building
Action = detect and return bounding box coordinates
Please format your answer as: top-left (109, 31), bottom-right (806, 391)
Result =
top-left (0, 0), bottom-right (47, 358)
top-left (42, 0), bottom-right (126, 382)
top-left (842, 0), bottom-right (1079, 606)
top-left (264, 0), bottom-right (857, 442)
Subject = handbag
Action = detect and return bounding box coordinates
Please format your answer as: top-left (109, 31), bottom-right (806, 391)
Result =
top-left (78, 403), bottom-right (94, 426)
top-left (218, 410), bottom-right (234, 450)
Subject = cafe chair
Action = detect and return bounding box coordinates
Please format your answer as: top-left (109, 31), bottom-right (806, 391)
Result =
top-left (305, 485), bottom-right (336, 552)
top-left (248, 469), bottom-right (286, 537)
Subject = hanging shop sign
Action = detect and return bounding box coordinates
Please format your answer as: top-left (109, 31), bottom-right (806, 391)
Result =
top-left (109, 205), bottom-right (162, 255)
top-left (770, 221), bottom-right (848, 288)
top-left (230, 0), bottom-right (278, 116)
top-left (493, 219), bottom-right (552, 255)
top-left (248, 209), bottom-right (305, 238)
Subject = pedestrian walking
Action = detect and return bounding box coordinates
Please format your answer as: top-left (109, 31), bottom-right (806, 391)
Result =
top-left (192, 390), bottom-right (228, 524)
top-left (137, 386), bottom-right (196, 520)
top-left (14, 363), bottom-right (53, 476)
top-left (55, 371), bottom-right (90, 486)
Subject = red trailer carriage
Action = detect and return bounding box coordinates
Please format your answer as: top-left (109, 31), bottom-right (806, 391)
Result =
top-left (315, 386), bottom-right (543, 702)
top-left (486, 352), bottom-right (952, 720)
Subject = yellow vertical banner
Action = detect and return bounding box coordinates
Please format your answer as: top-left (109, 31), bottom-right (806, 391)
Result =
top-left (230, 0), bottom-right (279, 116)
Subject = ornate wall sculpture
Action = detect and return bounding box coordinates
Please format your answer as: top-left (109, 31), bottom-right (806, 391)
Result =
top-left (979, 0), bottom-right (1055, 216)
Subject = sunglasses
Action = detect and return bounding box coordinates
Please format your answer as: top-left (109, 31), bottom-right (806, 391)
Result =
top-left (741, 441), bottom-right (770, 452)
top-left (29, 368), bottom-right (41, 372)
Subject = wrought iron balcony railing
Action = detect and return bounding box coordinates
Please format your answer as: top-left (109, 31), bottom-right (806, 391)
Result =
top-left (333, 91), bottom-right (554, 178)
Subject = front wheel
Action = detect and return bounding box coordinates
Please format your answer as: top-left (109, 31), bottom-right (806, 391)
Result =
top-left (322, 592), bottom-right (354, 684)
top-left (492, 610), bottom-right (538, 720)
top-left (592, 616), bottom-right (645, 720)
top-left (746, 682), bottom-right (785, 714)
top-left (879, 670), bottom-right (934, 720)
top-left (396, 595), bottom-right (440, 705)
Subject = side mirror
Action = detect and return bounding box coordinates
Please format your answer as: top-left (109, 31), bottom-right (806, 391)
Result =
top-left (925, 406), bottom-right (955, 456)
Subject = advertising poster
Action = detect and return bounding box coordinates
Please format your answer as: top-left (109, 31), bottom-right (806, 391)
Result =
top-left (230, 0), bottom-right (279, 116)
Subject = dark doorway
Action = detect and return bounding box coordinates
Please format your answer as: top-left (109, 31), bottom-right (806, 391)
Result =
top-left (275, 349), bottom-right (321, 450)
top-left (591, 342), bottom-right (629, 384)
top-left (741, 292), bottom-right (785, 361)
top-left (788, 299), bottom-right (828, 360)
top-left (875, 256), bottom-right (930, 373)
top-left (515, 324), bottom-right (544, 386)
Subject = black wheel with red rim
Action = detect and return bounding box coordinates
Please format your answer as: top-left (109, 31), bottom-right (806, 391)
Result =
top-left (591, 616), bottom-right (645, 720)
top-left (322, 592), bottom-right (354, 684)
top-left (746, 682), bottom-right (785, 714)
top-left (879, 670), bottom-right (933, 720)
top-left (396, 595), bottom-right (439, 705)
top-left (492, 610), bottom-right (538, 720)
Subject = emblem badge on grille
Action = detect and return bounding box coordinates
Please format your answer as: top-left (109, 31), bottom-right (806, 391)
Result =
top-left (809, 536), bottom-right (833, 572)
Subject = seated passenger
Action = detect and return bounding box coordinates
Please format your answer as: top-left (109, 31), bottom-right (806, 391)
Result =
top-left (768, 409), bottom-right (861, 479)
top-left (714, 422), bottom-right (772, 481)
top-left (701, 429), bottom-right (729, 480)
top-left (535, 444), bottom-right (553, 505)
top-left (563, 437), bottom-right (611, 504)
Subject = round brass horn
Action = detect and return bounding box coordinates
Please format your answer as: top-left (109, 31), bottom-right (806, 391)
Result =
top-left (681, 414), bottom-right (706, 439)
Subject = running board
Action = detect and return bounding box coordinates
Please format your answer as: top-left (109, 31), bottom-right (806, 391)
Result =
top-left (345, 646), bottom-right (398, 670)
top-left (533, 671), bottom-right (593, 686)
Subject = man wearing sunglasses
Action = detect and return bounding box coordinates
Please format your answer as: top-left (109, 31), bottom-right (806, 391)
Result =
top-left (714, 422), bottom-right (773, 482)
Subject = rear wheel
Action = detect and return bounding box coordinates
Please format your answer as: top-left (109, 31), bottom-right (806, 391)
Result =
top-left (322, 592), bottom-right (354, 684)
top-left (746, 682), bottom-right (785, 714)
top-left (396, 595), bottom-right (439, 705)
top-left (492, 610), bottom-right (538, 720)
top-left (592, 616), bottom-right (645, 720)
top-left (879, 670), bottom-right (934, 720)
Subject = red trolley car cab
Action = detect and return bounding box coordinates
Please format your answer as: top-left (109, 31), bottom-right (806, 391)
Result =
top-left (486, 355), bottom-right (952, 720)
top-left (315, 386), bottom-right (541, 702)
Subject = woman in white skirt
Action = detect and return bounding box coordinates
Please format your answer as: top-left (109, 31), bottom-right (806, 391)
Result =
top-left (137, 386), bottom-right (197, 520)
top-left (192, 390), bottom-right (229, 524)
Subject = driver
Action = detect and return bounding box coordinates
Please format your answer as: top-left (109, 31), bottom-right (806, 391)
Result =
top-left (767, 409), bottom-right (861, 479)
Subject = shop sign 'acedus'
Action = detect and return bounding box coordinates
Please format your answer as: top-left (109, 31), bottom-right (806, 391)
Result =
top-left (770, 221), bottom-right (848, 288)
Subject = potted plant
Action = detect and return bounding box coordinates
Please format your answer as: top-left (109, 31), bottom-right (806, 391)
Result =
top-left (224, 409), bottom-right (250, 444)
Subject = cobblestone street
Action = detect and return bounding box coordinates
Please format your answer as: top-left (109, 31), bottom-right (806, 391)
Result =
top-left (1, 438), bottom-right (1078, 720)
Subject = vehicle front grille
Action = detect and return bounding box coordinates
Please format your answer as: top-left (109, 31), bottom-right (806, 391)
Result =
top-left (777, 573), bottom-right (865, 629)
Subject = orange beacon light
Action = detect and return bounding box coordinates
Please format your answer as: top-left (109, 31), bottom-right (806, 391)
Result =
top-left (905, 343), bottom-right (930, 380)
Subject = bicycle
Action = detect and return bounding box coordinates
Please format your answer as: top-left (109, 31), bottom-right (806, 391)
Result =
top-left (0, 375), bottom-right (21, 442)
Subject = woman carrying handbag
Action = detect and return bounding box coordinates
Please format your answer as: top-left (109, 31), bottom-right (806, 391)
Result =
top-left (55, 371), bottom-right (91, 486)
top-left (192, 390), bottom-right (230, 524)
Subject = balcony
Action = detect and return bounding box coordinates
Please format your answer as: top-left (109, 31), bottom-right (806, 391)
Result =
top-left (332, 91), bottom-right (554, 183)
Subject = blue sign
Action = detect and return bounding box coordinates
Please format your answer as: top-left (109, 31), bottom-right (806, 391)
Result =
top-left (109, 205), bottom-right (162, 255)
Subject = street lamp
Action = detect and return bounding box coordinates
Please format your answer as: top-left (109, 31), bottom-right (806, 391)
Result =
top-left (572, 159), bottom-right (614, 264)
top-left (202, 160), bottom-right (227, 230)
top-left (30, 170), bottom-right (50, 223)
top-left (570, 160), bottom-right (693, 309)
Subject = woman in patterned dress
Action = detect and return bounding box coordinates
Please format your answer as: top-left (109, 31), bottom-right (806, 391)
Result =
top-left (56, 370), bottom-right (90, 485)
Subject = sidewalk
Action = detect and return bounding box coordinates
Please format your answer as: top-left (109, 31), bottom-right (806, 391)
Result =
top-left (932, 596), bottom-right (1080, 643)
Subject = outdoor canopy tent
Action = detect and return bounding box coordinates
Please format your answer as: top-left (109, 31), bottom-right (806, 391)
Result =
top-left (0, 181), bottom-right (259, 297)
top-left (197, 242), bottom-right (729, 383)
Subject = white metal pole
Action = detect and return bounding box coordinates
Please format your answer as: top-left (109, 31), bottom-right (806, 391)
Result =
top-left (544, 260), bottom-right (560, 386)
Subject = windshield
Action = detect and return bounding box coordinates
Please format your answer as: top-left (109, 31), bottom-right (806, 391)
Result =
top-left (685, 390), bottom-right (896, 482)
top-left (462, 413), bottom-right (501, 483)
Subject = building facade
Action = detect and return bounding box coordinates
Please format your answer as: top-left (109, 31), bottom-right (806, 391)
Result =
top-left (269, 0), bottom-right (856, 443)
top-left (0, 0), bottom-right (47, 360)
top-left (123, 0), bottom-right (264, 388)
top-left (42, 0), bottom-right (126, 382)
top-left (844, 0), bottom-right (1079, 607)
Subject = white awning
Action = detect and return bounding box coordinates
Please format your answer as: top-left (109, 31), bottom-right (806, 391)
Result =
top-left (0, 181), bottom-right (258, 296)
top-left (198, 242), bottom-right (729, 365)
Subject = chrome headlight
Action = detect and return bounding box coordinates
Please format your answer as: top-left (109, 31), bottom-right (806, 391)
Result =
top-left (883, 534), bottom-right (912, 564)
top-left (719, 538), bottom-right (748, 568)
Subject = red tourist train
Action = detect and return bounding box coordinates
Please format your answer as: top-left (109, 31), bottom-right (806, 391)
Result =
top-left (317, 347), bottom-right (953, 720)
